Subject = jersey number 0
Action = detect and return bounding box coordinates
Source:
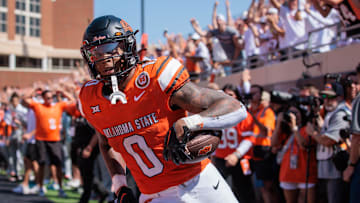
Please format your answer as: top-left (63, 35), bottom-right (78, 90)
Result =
top-left (123, 135), bottom-right (164, 177)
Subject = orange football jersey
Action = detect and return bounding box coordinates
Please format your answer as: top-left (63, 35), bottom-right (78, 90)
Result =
top-left (215, 111), bottom-right (253, 159)
top-left (79, 56), bottom-right (210, 194)
top-left (29, 101), bottom-right (68, 141)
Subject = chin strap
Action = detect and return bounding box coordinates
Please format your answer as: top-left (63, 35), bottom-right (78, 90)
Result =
top-left (110, 75), bottom-right (127, 104)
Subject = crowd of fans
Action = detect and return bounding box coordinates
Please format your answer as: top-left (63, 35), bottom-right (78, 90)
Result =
top-left (145, 0), bottom-right (359, 81)
top-left (0, 61), bottom-right (359, 203)
top-left (0, 0), bottom-right (359, 202)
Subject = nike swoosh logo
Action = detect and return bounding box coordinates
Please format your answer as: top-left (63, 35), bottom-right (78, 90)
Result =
top-left (134, 91), bottom-right (145, 102)
top-left (213, 180), bottom-right (219, 190)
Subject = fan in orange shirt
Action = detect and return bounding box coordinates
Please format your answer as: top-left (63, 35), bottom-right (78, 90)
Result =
top-left (22, 89), bottom-right (75, 198)
top-left (79, 15), bottom-right (247, 203)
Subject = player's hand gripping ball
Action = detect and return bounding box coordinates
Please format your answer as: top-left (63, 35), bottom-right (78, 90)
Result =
top-left (163, 126), bottom-right (222, 164)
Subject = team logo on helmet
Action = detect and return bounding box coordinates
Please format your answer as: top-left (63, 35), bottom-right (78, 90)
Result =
top-left (198, 144), bottom-right (213, 156)
top-left (120, 19), bottom-right (133, 33)
top-left (135, 72), bottom-right (150, 89)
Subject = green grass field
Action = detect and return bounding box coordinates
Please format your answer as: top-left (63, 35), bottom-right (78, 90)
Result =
top-left (45, 184), bottom-right (101, 203)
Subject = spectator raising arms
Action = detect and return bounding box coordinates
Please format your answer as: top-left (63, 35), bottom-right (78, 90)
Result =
top-left (312, 0), bottom-right (360, 39)
top-left (191, 2), bottom-right (243, 74)
top-left (21, 88), bottom-right (75, 198)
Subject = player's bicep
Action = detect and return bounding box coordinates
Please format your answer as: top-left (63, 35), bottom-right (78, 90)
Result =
top-left (170, 82), bottom-right (239, 116)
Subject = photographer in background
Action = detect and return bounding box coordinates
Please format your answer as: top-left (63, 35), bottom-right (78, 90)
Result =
top-left (343, 66), bottom-right (360, 203)
top-left (306, 82), bottom-right (350, 203)
top-left (272, 103), bottom-right (317, 203)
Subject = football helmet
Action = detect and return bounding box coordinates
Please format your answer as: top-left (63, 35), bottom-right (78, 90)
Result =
top-left (80, 15), bottom-right (139, 83)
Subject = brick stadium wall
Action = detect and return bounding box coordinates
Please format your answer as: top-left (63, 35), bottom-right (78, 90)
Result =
top-left (52, 0), bottom-right (94, 49)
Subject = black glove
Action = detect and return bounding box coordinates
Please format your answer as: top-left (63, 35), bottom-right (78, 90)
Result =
top-left (114, 186), bottom-right (137, 203)
top-left (163, 126), bottom-right (193, 165)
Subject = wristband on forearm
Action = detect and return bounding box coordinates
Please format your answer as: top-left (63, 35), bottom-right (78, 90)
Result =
top-left (181, 105), bottom-right (247, 131)
top-left (234, 140), bottom-right (253, 159)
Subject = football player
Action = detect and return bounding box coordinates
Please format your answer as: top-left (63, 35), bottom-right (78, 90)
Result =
top-left (79, 15), bottom-right (247, 203)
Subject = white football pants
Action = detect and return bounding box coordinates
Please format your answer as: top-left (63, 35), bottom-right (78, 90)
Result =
top-left (139, 163), bottom-right (238, 203)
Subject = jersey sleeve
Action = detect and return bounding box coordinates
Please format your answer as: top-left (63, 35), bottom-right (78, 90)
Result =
top-left (155, 56), bottom-right (190, 96)
top-left (78, 80), bottom-right (101, 118)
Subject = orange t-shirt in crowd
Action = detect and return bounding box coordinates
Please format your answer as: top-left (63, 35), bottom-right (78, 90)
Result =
top-left (79, 56), bottom-right (210, 194)
top-left (249, 105), bottom-right (276, 146)
top-left (29, 101), bottom-right (69, 141)
top-left (279, 127), bottom-right (317, 184)
top-left (215, 111), bottom-right (253, 159)
top-left (0, 120), bottom-right (11, 136)
top-left (65, 103), bottom-right (82, 118)
top-left (185, 50), bottom-right (201, 73)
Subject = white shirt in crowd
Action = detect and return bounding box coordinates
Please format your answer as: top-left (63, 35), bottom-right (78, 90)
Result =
top-left (244, 26), bottom-right (260, 57)
top-left (194, 41), bottom-right (212, 73)
top-left (306, 7), bottom-right (340, 52)
top-left (278, 5), bottom-right (308, 50)
top-left (259, 29), bottom-right (277, 57)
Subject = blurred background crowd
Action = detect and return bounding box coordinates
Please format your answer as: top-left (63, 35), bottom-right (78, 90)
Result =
top-left (0, 0), bottom-right (359, 202)
top-left (141, 0), bottom-right (359, 82)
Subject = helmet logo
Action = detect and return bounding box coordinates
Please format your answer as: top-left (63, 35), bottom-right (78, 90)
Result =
top-left (135, 72), bottom-right (150, 89)
top-left (120, 20), bottom-right (133, 32)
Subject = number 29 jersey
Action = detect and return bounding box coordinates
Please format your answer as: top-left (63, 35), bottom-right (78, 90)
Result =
top-left (79, 56), bottom-right (210, 194)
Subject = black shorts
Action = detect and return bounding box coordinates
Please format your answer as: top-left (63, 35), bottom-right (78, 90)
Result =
top-left (251, 156), bottom-right (275, 181)
top-left (71, 142), bottom-right (79, 165)
top-left (25, 143), bottom-right (37, 161)
top-left (36, 140), bottom-right (63, 166)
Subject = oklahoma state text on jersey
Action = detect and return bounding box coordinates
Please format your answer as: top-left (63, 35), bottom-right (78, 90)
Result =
top-left (79, 56), bottom-right (210, 194)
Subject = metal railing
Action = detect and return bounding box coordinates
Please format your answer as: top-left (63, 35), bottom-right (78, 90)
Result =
top-left (198, 22), bottom-right (360, 80)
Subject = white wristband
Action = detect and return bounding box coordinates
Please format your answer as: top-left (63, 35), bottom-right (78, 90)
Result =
top-left (235, 140), bottom-right (253, 158)
top-left (181, 114), bottom-right (204, 131)
top-left (111, 174), bottom-right (127, 193)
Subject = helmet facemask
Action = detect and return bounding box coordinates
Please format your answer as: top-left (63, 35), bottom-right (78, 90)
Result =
top-left (81, 33), bottom-right (138, 83)
top-left (81, 33), bottom-right (139, 104)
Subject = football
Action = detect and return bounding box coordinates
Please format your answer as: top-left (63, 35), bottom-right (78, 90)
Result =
top-left (183, 130), bottom-right (222, 164)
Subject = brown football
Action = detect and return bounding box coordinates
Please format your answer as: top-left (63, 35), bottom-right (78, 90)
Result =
top-left (183, 130), bottom-right (222, 164)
